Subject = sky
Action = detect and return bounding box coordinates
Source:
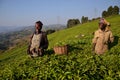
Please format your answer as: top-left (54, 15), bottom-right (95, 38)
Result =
top-left (0, 0), bottom-right (120, 27)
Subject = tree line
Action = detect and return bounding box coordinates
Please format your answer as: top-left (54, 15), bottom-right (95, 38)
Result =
top-left (67, 5), bottom-right (119, 28)
top-left (102, 6), bottom-right (119, 18)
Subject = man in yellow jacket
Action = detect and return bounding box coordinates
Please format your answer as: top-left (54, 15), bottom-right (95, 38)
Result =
top-left (92, 18), bottom-right (114, 54)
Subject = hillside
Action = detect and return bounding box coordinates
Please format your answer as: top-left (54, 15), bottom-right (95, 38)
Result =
top-left (0, 15), bottom-right (120, 79)
top-left (0, 24), bottom-right (66, 51)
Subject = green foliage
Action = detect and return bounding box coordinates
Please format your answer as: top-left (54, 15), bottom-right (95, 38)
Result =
top-left (113, 6), bottom-right (119, 15)
top-left (102, 5), bottom-right (119, 18)
top-left (0, 15), bottom-right (120, 80)
top-left (54, 41), bottom-right (68, 47)
top-left (81, 16), bottom-right (89, 23)
top-left (107, 6), bottom-right (113, 16)
top-left (67, 19), bottom-right (80, 28)
top-left (46, 29), bottom-right (55, 35)
top-left (102, 10), bottom-right (108, 18)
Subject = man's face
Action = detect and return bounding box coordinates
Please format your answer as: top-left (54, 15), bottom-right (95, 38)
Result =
top-left (99, 23), bottom-right (106, 30)
top-left (35, 23), bottom-right (42, 33)
top-left (35, 23), bottom-right (41, 30)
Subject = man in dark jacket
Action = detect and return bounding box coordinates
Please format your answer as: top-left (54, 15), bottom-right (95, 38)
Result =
top-left (27, 21), bottom-right (49, 57)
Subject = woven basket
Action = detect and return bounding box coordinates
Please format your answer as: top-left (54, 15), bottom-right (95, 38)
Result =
top-left (53, 45), bottom-right (68, 55)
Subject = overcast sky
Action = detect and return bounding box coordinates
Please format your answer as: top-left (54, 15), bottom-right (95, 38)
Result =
top-left (0, 0), bottom-right (120, 27)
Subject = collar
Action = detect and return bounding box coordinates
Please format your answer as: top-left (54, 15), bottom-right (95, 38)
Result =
top-left (98, 29), bottom-right (109, 33)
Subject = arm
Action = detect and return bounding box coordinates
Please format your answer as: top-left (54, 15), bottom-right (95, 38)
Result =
top-left (27, 33), bottom-right (34, 54)
top-left (92, 43), bottom-right (96, 52)
top-left (92, 31), bottom-right (98, 52)
top-left (28, 34), bottom-right (34, 48)
top-left (109, 31), bottom-right (114, 43)
top-left (40, 32), bottom-right (49, 49)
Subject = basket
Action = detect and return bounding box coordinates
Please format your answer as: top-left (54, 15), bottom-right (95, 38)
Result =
top-left (53, 45), bottom-right (68, 55)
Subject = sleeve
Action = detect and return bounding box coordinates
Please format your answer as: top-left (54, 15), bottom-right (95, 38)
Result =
top-left (27, 33), bottom-right (34, 54)
top-left (41, 32), bottom-right (49, 49)
top-left (92, 31), bottom-right (98, 44)
top-left (109, 31), bottom-right (114, 43)
top-left (29, 33), bottom-right (34, 46)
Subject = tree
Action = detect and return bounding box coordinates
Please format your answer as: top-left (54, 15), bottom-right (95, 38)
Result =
top-left (81, 16), bottom-right (84, 24)
top-left (113, 6), bottom-right (119, 15)
top-left (84, 17), bottom-right (88, 23)
top-left (67, 19), bottom-right (80, 28)
top-left (46, 29), bottom-right (55, 35)
top-left (102, 10), bottom-right (108, 17)
top-left (102, 5), bottom-right (119, 18)
top-left (81, 16), bottom-right (88, 23)
top-left (75, 19), bottom-right (80, 25)
top-left (107, 6), bottom-right (113, 16)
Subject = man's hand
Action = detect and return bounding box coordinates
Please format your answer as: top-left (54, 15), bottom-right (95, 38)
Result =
top-left (27, 45), bottom-right (31, 54)
top-left (38, 48), bottom-right (43, 56)
top-left (92, 43), bottom-right (96, 52)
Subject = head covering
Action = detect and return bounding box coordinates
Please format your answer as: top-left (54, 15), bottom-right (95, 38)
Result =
top-left (99, 18), bottom-right (111, 31)
top-left (35, 21), bottom-right (43, 34)
top-left (103, 19), bottom-right (110, 26)
top-left (99, 18), bottom-right (105, 24)
top-left (36, 21), bottom-right (43, 26)
top-left (99, 18), bottom-right (110, 26)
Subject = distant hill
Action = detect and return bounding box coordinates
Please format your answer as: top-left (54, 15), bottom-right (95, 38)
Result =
top-left (0, 26), bottom-right (20, 33)
top-left (0, 24), bottom-right (66, 33)
top-left (0, 24), bottom-right (66, 50)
